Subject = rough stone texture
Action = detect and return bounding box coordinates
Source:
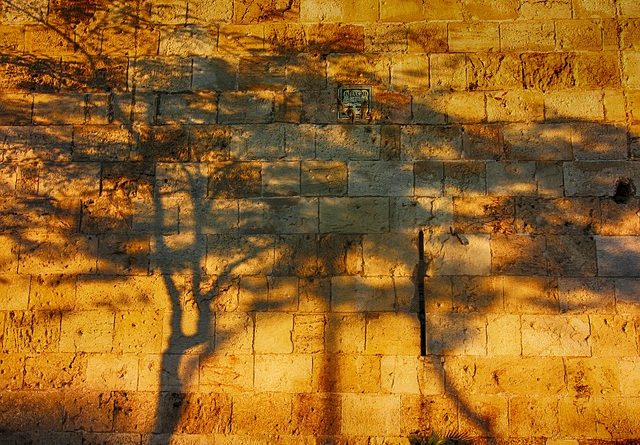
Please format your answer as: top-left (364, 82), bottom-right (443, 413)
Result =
top-left (2, 1), bottom-right (639, 443)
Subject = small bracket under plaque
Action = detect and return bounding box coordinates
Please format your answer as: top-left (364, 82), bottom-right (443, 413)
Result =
top-left (338, 85), bottom-right (372, 121)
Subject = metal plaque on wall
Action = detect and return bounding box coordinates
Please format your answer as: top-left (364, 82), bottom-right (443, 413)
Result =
top-left (338, 85), bottom-right (372, 121)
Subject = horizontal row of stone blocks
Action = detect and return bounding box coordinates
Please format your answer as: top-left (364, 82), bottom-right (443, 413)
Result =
top-left (1, 308), bottom-right (638, 358)
top-left (0, 389), bottom-right (639, 439)
top-left (0, 51), bottom-right (638, 95)
top-left (2, 269), bottom-right (640, 313)
top-left (3, 17), bottom-right (640, 57)
top-left (4, 0), bottom-right (640, 26)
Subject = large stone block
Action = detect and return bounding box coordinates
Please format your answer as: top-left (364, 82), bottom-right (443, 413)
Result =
top-left (219, 92), bottom-right (275, 124)
top-left (3, 310), bottom-right (61, 353)
top-left (521, 315), bottom-right (591, 356)
top-left (596, 236), bottom-right (640, 277)
top-left (589, 315), bottom-right (638, 356)
top-left (504, 123), bottom-right (572, 160)
top-left (426, 314), bottom-right (487, 355)
top-left (491, 234), bottom-right (547, 275)
top-left (366, 312), bottom-right (420, 355)
top-left (486, 91), bottom-right (544, 122)
top-left (400, 394), bottom-right (458, 436)
top-left (448, 22), bottom-right (499, 52)
top-left (342, 394), bottom-right (401, 436)
top-left (231, 393), bottom-right (293, 435)
top-left (501, 21), bottom-right (556, 51)
top-left (239, 197), bottom-right (318, 234)
top-left (199, 354), bottom-right (253, 393)
top-left (616, 279), bottom-right (640, 313)
top-left (545, 91), bottom-right (605, 122)
top-left (59, 310), bottom-right (114, 353)
top-left (362, 233), bottom-right (416, 276)
top-left (206, 235), bottom-right (274, 275)
top-left (453, 196), bottom-right (515, 234)
top-left (565, 357), bottom-right (621, 398)
top-left (325, 314), bottom-right (366, 354)
top-left (254, 354), bottom-right (312, 392)
top-left (331, 276), bottom-right (395, 312)
top-left (319, 197), bottom-right (389, 233)
top-left (301, 161), bottom-right (347, 196)
top-left (522, 53), bottom-right (575, 91)
top-left (254, 312), bottom-right (293, 354)
top-left (23, 352), bottom-right (87, 390)
top-left (348, 161), bottom-right (414, 196)
top-left (85, 354), bottom-right (139, 390)
top-left (425, 233), bottom-right (491, 276)
top-left (509, 396), bottom-right (559, 437)
top-left (0, 274), bottom-right (30, 310)
top-left (292, 313), bottom-right (324, 353)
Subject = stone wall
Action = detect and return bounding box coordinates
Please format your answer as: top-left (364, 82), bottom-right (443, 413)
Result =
top-left (0, 0), bottom-right (639, 443)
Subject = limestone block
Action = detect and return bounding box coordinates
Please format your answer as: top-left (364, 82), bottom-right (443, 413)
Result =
top-left (491, 234), bottom-right (547, 275)
top-left (217, 24), bottom-right (264, 54)
top-left (427, 314), bottom-right (486, 355)
top-left (262, 162), bottom-right (300, 197)
top-left (139, 353), bottom-right (199, 392)
top-left (390, 197), bottom-right (452, 234)
top-left (504, 123), bottom-right (572, 160)
top-left (208, 162), bottom-right (261, 198)
top-left (425, 233), bottom-right (491, 276)
top-left (486, 91), bottom-right (544, 123)
top-left (400, 394), bottom-right (458, 436)
top-left (101, 161), bottom-right (154, 199)
top-left (76, 275), bottom-right (172, 310)
top-left (429, 54), bottom-right (466, 91)
top-left (73, 125), bottom-right (133, 161)
top-left (509, 396), bottom-right (559, 437)
top-left (129, 57), bottom-right (191, 92)
top-left (59, 310), bottom-right (114, 353)
top-left (254, 312), bottom-right (293, 354)
top-left (0, 92), bottom-right (32, 125)
top-left (319, 197), bottom-right (389, 233)
top-left (293, 314), bottom-right (324, 353)
top-left (134, 125), bottom-right (190, 161)
top-left (292, 393), bottom-right (341, 436)
top-left (615, 279), bottom-right (640, 313)
top-left (444, 91), bottom-right (486, 124)
top-left (564, 161), bottom-right (640, 197)
top-left (81, 196), bottom-right (134, 235)
top-left (597, 197), bottom-right (640, 236)
top-left (565, 357), bottom-right (620, 398)
top-left (557, 398), bottom-right (599, 438)
top-left (85, 354), bottom-right (138, 390)
top-left (618, 357), bottom-right (640, 396)
top-left (596, 236), bottom-right (640, 277)
top-left (150, 233), bottom-right (207, 275)
top-left (518, 0), bottom-right (571, 18)
top-left (348, 161), bottom-right (413, 196)
top-left (158, 26), bottom-right (217, 57)
top-left (515, 197), bottom-right (599, 235)
top-left (620, 0), bottom-right (640, 16)
top-left (113, 310), bottom-right (163, 353)
top-left (231, 393), bottom-right (293, 435)
top-left (380, 356), bottom-right (423, 394)
top-left (459, 394), bottom-right (509, 438)
top-left (589, 315), bottom-right (638, 356)
top-left (199, 354), bottom-right (253, 393)
top-left (535, 161), bottom-right (565, 197)
top-left (239, 197), bottom-right (318, 234)
top-left (558, 278), bottom-right (615, 314)
top-left (486, 161), bottom-right (537, 196)
top-left (218, 92), bottom-right (274, 124)
top-left (366, 312), bottom-right (420, 355)
top-left (391, 55), bottom-right (428, 91)
top-left (401, 125), bottom-right (463, 160)
top-left (325, 314), bottom-right (366, 353)
top-left (556, 19), bottom-right (603, 50)
top-left (448, 22), bottom-right (500, 52)
top-left (172, 393), bottom-right (232, 435)
top-left (23, 353), bottom-right (87, 390)
top-left (301, 161), bottom-right (347, 196)
top-left (0, 352), bottom-right (25, 389)
top-left (38, 162), bottom-right (101, 199)
top-left (0, 390), bottom-right (64, 432)
top-left (593, 398), bottom-right (640, 438)
top-left (238, 55), bottom-right (286, 91)
top-left (313, 353), bottom-right (380, 393)
top-left (573, 0), bottom-right (615, 17)
top-left (342, 394), bottom-right (401, 436)
top-left (206, 235), bottom-right (274, 275)
top-left (424, 276), bottom-right (454, 313)
top-left (467, 53), bottom-right (521, 92)
top-left (214, 312), bottom-right (254, 354)
top-left (521, 315), bottom-right (591, 356)
top-left (365, 23), bottom-right (407, 53)
top-left (414, 161), bottom-right (443, 197)
top-left (298, 277), bottom-right (330, 312)
top-left (331, 276), bottom-right (395, 312)
top-left (501, 21), bottom-right (555, 51)
top-left (503, 276), bottom-right (559, 314)
top-left (0, 274), bottom-right (29, 310)
top-left (3, 310), bottom-right (60, 353)
top-left (544, 91), bottom-right (605, 122)
top-left (254, 354), bottom-right (312, 392)
top-left (411, 92), bottom-right (447, 124)
top-left (451, 276), bottom-right (502, 313)
top-left (230, 125), bottom-right (286, 161)
top-left (453, 196), bottom-right (515, 234)
top-left (62, 391), bottom-right (115, 433)
top-left (522, 53), bottom-right (575, 92)
top-left (362, 233), bottom-right (416, 277)
top-left (444, 356), bottom-right (566, 395)
top-left (112, 391), bottom-right (157, 433)
top-left (97, 234), bottom-right (150, 276)
top-left (408, 23), bottom-right (448, 53)
top-left (316, 125), bottom-right (380, 161)
top-left (443, 159), bottom-right (485, 197)
top-left (156, 92), bottom-right (218, 125)
top-left (575, 53), bottom-right (621, 89)
top-left (273, 234), bottom-right (319, 277)
top-left (487, 314), bottom-right (522, 355)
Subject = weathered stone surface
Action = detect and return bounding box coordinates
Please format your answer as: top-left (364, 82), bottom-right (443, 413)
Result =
top-left (503, 123), bottom-right (573, 160)
top-left (596, 236), bottom-right (640, 277)
top-left (425, 233), bottom-right (491, 276)
top-left (331, 275), bottom-right (395, 312)
top-left (342, 394), bottom-right (401, 436)
top-left (366, 312), bottom-right (421, 355)
top-left (85, 354), bottom-right (139, 390)
top-left (521, 315), bottom-right (591, 356)
top-left (254, 354), bottom-right (312, 392)
top-left (491, 234), bottom-right (547, 275)
top-left (427, 314), bottom-right (487, 355)
top-left (59, 310), bottom-right (114, 353)
top-left (319, 197), bottom-right (389, 233)
top-left (3, 310), bottom-right (61, 353)
top-left (522, 53), bottom-right (575, 91)
top-left (449, 22), bottom-right (500, 52)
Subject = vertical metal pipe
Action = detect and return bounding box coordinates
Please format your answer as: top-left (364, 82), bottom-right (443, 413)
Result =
top-left (417, 230), bottom-right (427, 356)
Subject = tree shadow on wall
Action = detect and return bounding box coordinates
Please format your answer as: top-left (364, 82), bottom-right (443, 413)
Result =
top-left (0, 0), bottom-right (639, 443)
